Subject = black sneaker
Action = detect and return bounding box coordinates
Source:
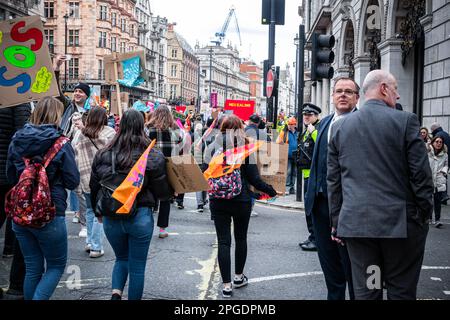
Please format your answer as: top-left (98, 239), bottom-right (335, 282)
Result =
top-left (177, 203), bottom-right (184, 209)
top-left (197, 205), bottom-right (204, 212)
top-left (3, 289), bottom-right (24, 300)
top-left (233, 275), bottom-right (248, 288)
top-left (111, 293), bottom-right (122, 300)
top-left (222, 287), bottom-right (233, 298)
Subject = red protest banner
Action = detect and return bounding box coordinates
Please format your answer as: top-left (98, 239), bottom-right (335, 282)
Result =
top-left (224, 99), bottom-right (255, 121)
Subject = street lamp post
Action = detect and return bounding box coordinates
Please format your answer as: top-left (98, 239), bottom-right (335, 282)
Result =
top-left (196, 60), bottom-right (201, 113)
top-left (209, 47), bottom-right (213, 108)
top-left (294, 33), bottom-right (299, 117)
top-left (180, 65), bottom-right (184, 106)
top-left (295, 24), bottom-right (305, 202)
top-left (64, 13), bottom-right (69, 92)
top-left (225, 65), bottom-right (228, 103)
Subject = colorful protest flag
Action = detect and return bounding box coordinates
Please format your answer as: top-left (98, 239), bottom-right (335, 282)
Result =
top-left (117, 56), bottom-right (144, 88)
top-left (112, 139), bottom-right (156, 214)
top-left (204, 141), bottom-right (263, 179)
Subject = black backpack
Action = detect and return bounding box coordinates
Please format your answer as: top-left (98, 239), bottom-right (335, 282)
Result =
top-left (296, 130), bottom-right (315, 170)
top-left (95, 151), bottom-right (137, 219)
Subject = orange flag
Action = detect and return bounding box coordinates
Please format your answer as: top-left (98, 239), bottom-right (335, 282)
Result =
top-left (203, 141), bottom-right (263, 179)
top-left (112, 139), bottom-right (156, 214)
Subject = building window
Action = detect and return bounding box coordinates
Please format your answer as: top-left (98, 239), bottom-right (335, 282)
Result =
top-left (44, 1), bottom-right (54, 18)
top-left (98, 59), bottom-right (105, 80)
top-left (111, 12), bottom-right (117, 26)
top-left (44, 29), bottom-right (54, 53)
top-left (171, 65), bottom-right (177, 77)
top-left (69, 2), bottom-right (80, 18)
top-left (121, 19), bottom-right (126, 32)
top-left (99, 5), bottom-right (107, 20)
top-left (120, 42), bottom-right (126, 53)
top-left (159, 44), bottom-right (164, 56)
top-left (98, 31), bottom-right (107, 48)
top-left (68, 29), bottom-right (79, 47)
top-left (170, 84), bottom-right (177, 99)
top-left (111, 37), bottom-right (117, 52)
top-left (171, 49), bottom-right (177, 58)
top-left (159, 63), bottom-right (164, 75)
top-left (130, 24), bottom-right (135, 37)
top-left (68, 58), bottom-right (79, 79)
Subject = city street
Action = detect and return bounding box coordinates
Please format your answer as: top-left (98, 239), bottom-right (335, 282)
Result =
top-left (1, 193), bottom-right (449, 300)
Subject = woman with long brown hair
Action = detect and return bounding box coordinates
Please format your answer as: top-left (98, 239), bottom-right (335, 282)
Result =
top-left (207, 114), bottom-right (278, 298)
top-left (147, 106), bottom-right (184, 238)
top-left (428, 135), bottom-right (448, 228)
top-left (73, 107), bottom-right (116, 257)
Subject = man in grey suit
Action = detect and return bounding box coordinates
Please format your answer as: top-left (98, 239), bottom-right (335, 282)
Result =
top-left (327, 70), bottom-right (433, 300)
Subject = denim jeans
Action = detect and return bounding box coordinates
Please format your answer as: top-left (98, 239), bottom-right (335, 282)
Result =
top-left (12, 216), bottom-right (67, 300)
top-left (286, 158), bottom-right (297, 190)
top-left (196, 191), bottom-right (207, 206)
top-left (69, 190), bottom-right (79, 212)
top-left (103, 207), bottom-right (154, 300)
top-left (84, 193), bottom-right (104, 251)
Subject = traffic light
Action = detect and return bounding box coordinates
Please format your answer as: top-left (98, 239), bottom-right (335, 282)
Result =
top-left (311, 33), bottom-right (335, 81)
top-left (261, 0), bottom-right (285, 25)
top-left (263, 59), bottom-right (270, 97)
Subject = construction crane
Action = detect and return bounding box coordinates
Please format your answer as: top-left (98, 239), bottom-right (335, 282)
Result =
top-left (211, 6), bottom-right (242, 46)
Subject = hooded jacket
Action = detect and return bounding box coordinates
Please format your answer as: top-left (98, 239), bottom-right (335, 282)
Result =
top-left (7, 124), bottom-right (80, 216)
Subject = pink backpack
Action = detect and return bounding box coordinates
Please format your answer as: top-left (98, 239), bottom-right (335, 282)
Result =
top-left (5, 136), bottom-right (69, 228)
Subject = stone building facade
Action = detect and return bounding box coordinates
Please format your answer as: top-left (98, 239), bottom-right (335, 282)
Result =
top-left (136, 0), bottom-right (168, 102)
top-left (303, 0), bottom-right (450, 131)
top-left (166, 23), bottom-right (199, 106)
top-left (42, 0), bottom-right (148, 102)
top-left (195, 44), bottom-right (250, 110)
top-left (240, 60), bottom-right (263, 114)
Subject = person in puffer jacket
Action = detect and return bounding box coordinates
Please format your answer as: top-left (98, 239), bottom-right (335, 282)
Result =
top-left (7, 96), bottom-right (80, 300)
top-left (428, 135), bottom-right (448, 228)
top-left (90, 109), bottom-right (172, 300)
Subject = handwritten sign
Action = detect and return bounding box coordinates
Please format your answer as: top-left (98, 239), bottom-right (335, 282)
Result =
top-left (224, 99), bottom-right (255, 121)
top-left (0, 16), bottom-right (59, 108)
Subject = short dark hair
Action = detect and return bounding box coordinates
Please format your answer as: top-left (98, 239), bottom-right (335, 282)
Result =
top-left (333, 77), bottom-right (360, 94)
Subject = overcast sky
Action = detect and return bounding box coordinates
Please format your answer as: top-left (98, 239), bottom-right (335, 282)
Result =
top-left (151, 0), bottom-right (302, 70)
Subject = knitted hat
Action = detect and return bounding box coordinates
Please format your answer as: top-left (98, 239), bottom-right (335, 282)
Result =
top-left (74, 83), bottom-right (90, 97)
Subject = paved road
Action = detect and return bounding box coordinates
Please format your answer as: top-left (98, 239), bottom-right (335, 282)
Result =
top-left (1, 194), bottom-right (449, 300)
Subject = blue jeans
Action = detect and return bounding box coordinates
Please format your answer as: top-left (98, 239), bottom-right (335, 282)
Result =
top-left (103, 207), bottom-right (154, 300)
top-left (286, 158), bottom-right (297, 190)
top-left (84, 192), bottom-right (104, 251)
top-left (69, 190), bottom-right (79, 212)
top-left (12, 216), bottom-right (67, 300)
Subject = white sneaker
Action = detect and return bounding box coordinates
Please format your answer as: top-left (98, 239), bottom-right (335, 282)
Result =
top-left (78, 227), bottom-right (87, 238)
top-left (89, 250), bottom-right (104, 258)
top-left (72, 212), bottom-right (80, 223)
top-left (250, 211), bottom-right (258, 217)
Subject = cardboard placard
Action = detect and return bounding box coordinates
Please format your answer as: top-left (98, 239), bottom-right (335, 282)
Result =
top-left (0, 16), bottom-right (60, 108)
top-left (251, 142), bottom-right (289, 195)
top-left (104, 51), bottom-right (146, 84)
top-left (110, 92), bottom-right (129, 115)
top-left (166, 155), bottom-right (210, 194)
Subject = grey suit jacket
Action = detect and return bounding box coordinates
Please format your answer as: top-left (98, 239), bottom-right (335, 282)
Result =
top-left (327, 99), bottom-right (433, 238)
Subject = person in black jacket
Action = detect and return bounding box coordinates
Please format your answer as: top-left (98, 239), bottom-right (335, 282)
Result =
top-left (0, 103), bottom-right (31, 300)
top-left (208, 115), bottom-right (278, 298)
top-left (147, 106), bottom-right (183, 238)
top-left (7, 97), bottom-right (80, 300)
top-left (90, 109), bottom-right (172, 300)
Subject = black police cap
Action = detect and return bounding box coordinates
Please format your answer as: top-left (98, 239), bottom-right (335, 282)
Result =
top-left (302, 103), bottom-right (321, 115)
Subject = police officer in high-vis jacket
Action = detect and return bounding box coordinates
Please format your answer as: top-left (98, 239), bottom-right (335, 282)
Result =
top-left (297, 103), bottom-right (321, 251)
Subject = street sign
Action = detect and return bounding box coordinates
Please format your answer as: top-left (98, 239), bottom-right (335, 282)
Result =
top-left (266, 69), bottom-right (275, 98)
